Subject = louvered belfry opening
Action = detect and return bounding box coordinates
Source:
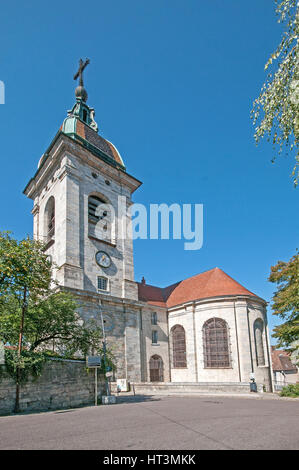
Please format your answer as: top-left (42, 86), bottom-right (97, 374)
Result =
top-left (203, 318), bottom-right (230, 368)
top-left (149, 355), bottom-right (164, 382)
top-left (48, 210), bottom-right (55, 240)
top-left (45, 196), bottom-right (55, 242)
top-left (88, 195), bottom-right (107, 223)
top-left (171, 325), bottom-right (187, 368)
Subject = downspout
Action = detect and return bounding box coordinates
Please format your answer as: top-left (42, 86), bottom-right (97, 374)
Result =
top-left (123, 302), bottom-right (128, 381)
top-left (192, 302), bottom-right (199, 382)
top-left (167, 309), bottom-right (172, 383)
top-left (246, 305), bottom-right (254, 374)
top-left (264, 306), bottom-right (274, 392)
top-left (139, 307), bottom-right (145, 382)
top-left (234, 301), bottom-right (242, 382)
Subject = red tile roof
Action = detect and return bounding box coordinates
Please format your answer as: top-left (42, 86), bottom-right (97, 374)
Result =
top-left (271, 347), bottom-right (298, 372)
top-left (137, 267), bottom-right (259, 308)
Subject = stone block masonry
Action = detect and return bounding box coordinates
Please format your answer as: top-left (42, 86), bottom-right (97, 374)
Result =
top-left (0, 359), bottom-right (105, 415)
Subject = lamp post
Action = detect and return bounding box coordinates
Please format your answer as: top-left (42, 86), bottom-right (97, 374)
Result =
top-left (99, 301), bottom-right (110, 397)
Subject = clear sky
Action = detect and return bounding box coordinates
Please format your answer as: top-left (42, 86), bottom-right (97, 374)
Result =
top-left (0, 0), bottom-right (298, 342)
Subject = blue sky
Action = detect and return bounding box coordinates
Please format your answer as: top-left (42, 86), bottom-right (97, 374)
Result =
top-left (0, 0), bottom-right (298, 342)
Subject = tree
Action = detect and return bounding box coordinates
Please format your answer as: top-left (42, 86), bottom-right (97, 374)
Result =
top-left (0, 292), bottom-right (102, 357)
top-left (0, 232), bottom-right (104, 412)
top-left (269, 251), bottom-right (299, 361)
top-left (251, 0), bottom-right (299, 186)
top-left (0, 232), bottom-right (52, 412)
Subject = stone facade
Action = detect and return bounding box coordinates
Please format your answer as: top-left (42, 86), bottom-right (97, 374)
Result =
top-left (140, 305), bottom-right (170, 383)
top-left (166, 297), bottom-right (273, 389)
top-left (0, 359), bottom-right (105, 415)
top-left (25, 132), bottom-right (143, 382)
top-left (23, 91), bottom-right (274, 392)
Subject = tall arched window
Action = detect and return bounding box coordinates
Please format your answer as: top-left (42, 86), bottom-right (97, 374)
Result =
top-left (203, 318), bottom-right (230, 368)
top-left (171, 325), bottom-right (187, 368)
top-left (88, 194), bottom-right (113, 242)
top-left (44, 196), bottom-right (55, 242)
top-left (254, 319), bottom-right (265, 366)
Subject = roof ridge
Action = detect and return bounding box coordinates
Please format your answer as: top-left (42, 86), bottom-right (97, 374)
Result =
top-left (137, 267), bottom-right (260, 308)
top-left (211, 268), bottom-right (256, 296)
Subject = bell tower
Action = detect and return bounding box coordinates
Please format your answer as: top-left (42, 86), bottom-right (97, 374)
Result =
top-left (24, 59), bottom-right (142, 302)
top-left (24, 59), bottom-right (145, 382)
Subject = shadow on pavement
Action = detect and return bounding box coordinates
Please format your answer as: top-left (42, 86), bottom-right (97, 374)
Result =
top-left (115, 394), bottom-right (161, 404)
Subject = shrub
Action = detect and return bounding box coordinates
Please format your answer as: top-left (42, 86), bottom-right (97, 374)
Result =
top-left (280, 383), bottom-right (299, 398)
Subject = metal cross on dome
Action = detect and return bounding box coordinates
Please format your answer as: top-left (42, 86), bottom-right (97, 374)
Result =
top-left (74, 58), bottom-right (90, 87)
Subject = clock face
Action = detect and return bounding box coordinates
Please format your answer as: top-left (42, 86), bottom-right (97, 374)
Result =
top-left (95, 251), bottom-right (111, 268)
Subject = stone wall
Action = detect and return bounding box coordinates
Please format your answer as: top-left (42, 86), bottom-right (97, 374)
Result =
top-left (0, 359), bottom-right (105, 415)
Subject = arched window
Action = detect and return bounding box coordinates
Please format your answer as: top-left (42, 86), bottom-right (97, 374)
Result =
top-left (254, 319), bottom-right (265, 366)
top-left (171, 325), bottom-right (187, 368)
top-left (203, 318), bottom-right (230, 368)
top-left (88, 194), bottom-right (113, 242)
top-left (149, 355), bottom-right (164, 382)
top-left (44, 196), bottom-right (55, 242)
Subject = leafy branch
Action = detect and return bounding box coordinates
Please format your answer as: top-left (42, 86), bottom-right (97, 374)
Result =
top-left (251, 0), bottom-right (299, 186)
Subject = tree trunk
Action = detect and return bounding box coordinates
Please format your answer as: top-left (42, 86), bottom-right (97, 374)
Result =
top-left (14, 287), bottom-right (27, 413)
top-left (14, 370), bottom-right (21, 414)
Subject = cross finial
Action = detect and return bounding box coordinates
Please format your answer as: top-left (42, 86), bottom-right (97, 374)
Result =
top-left (74, 58), bottom-right (90, 87)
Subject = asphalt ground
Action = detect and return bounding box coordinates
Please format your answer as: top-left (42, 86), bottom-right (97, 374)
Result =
top-left (0, 394), bottom-right (298, 450)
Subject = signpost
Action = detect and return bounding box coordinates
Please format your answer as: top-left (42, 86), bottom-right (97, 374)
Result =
top-left (99, 301), bottom-right (110, 397)
top-left (98, 301), bottom-right (116, 404)
top-left (86, 302), bottom-right (116, 406)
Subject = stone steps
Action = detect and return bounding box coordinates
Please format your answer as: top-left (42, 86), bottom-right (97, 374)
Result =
top-left (111, 381), bottom-right (263, 396)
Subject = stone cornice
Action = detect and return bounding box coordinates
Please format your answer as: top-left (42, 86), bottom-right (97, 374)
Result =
top-left (24, 133), bottom-right (142, 199)
top-left (167, 294), bottom-right (267, 313)
top-left (60, 285), bottom-right (145, 309)
top-left (31, 204), bottom-right (39, 215)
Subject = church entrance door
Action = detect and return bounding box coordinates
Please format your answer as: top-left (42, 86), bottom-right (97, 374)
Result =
top-left (149, 355), bottom-right (164, 382)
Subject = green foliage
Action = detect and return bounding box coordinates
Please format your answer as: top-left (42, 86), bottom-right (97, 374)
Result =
top-left (0, 231), bottom-right (116, 402)
top-left (0, 232), bottom-right (105, 357)
top-left (0, 231), bottom-right (52, 299)
top-left (280, 383), bottom-right (299, 397)
top-left (269, 251), bottom-right (299, 349)
top-left (0, 290), bottom-right (105, 357)
top-left (1, 349), bottom-right (48, 385)
top-left (251, 0), bottom-right (299, 186)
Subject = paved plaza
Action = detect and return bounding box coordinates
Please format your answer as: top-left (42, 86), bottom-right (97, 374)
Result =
top-left (0, 394), bottom-right (298, 450)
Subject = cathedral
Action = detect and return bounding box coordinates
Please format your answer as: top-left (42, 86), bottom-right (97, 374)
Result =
top-left (24, 62), bottom-right (273, 391)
